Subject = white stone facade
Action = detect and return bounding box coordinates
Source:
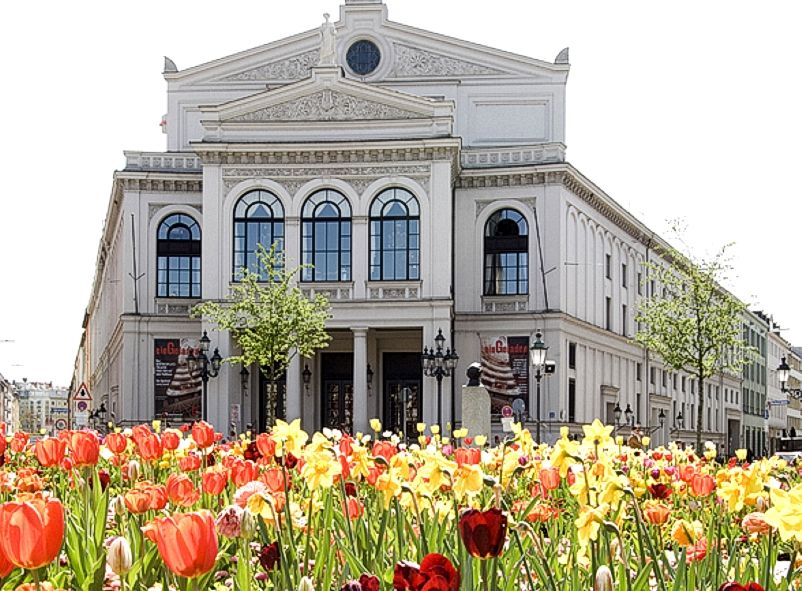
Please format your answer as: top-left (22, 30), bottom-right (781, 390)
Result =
top-left (75, 0), bottom-right (753, 445)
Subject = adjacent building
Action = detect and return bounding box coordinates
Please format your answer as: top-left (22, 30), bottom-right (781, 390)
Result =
top-left (73, 0), bottom-right (791, 451)
top-left (0, 373), bottom-right (17, 432)
top-left (16, 381), bottom-right (69, 435)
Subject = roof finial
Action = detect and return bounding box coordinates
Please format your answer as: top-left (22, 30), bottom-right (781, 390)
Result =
top-left (318, 13), bottom-right (338, 67)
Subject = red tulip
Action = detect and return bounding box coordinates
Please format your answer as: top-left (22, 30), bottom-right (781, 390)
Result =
top-left (539, 467), bottom-right (561, 491)
top-left (454, 447), bottom-right (481, 467)
top-left (142, 511), bottom-right (218, 578)
top-left (68, 431), bottom-right (100, 467)
top-left (258, 541), bottom-right (280, 572)
top-left (690, 474), bottom-right (715, 497)
top-left (230, 459), bottom-right (258, 487)
top-left (137, 433), bottom-right (163, 462)
top-left (647, 483), bottom-right (672, 500)
top-left (718, 583), bottom-right (765, 591)
top-left (343, 497), bottom-right (364, 520)
top-left (459, 508), bottom-right (507, 559)
top-left (359, 574), bottom-right (380, 591)
top-left (34, 438), bottom-right (67, 468)
top-left (179, 454), bottom-right (202, 472)
top-left (9, 433), bottom-right (28, 454)
top-left (131, 424), bottom-right (152, 446)
top-left (147, 484), bottom-right (168, 511)
top-left (201, 469), bottom-right (228, 496)
top-left (161, 430), bottom-right (181, 451)
top-left (0, 494), bottom-right (65, 569)
top-left (166, 474), bottom-right (200, 507)
top-left (124, 487), bottom-right (152, 514)
top-left (191, 421), bottom-right (215, 449)
top-left (261, 468), bottom-right (287, 493)
top-left (255, 433), bottom-right (276, 459)
top-left (372, 441), bottom-right (397, 461)
top-left (393, 553), bottom-right (459, 591)
top-left (0, 540), bottom-right (13, 577)
top-left (104, 433), bottom-right (128, 455)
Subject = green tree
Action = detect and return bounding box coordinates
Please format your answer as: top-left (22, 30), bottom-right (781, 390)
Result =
top-left (635, 237), bottom-right (751, 450)
top-left (192, 243), bottom-right (331, 428)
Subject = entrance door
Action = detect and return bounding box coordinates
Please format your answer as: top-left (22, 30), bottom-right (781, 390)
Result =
top-left (322, 353), bottom-right (354, 432)
top-left (383, 352), bottom-right (422, 438)
top-left (258, 371), bottom-right (286, 433)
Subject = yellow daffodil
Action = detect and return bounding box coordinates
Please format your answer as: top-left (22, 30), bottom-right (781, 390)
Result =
top-left (301, 450), bottom-right (341, 490)
top-left (764, 484), bottom-right (802, 542)
top-left (575, 503), bottom-right (609, 549)
top-left (370, 418), bottom-right (382, 432)
top-left (272, 418), bottom-right (309, 458)
top-left (671, 519), bottom-right (703, 546)
top-left (453, 464), bottom-right (484, 500)
top-left (582, 419), bottom-right (614, 449)
top-left (376, 470), bottom-right (402, 508)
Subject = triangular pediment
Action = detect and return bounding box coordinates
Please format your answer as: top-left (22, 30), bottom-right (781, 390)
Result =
top-left (200, 66), bottom-right (454, 142)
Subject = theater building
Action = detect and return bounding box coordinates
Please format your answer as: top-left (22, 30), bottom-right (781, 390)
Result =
top-left (76, 0), bottom-right (745, 445)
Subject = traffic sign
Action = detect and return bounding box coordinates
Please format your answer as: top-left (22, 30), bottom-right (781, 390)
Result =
top-left (74, 411), bottom-right (89, 427)
top-left (501, 405), bottom-right (513, 418)
top-left (76, 401), bottom-right (88, 412)
top-left (768, 399), bottom-right (790, 406)
top-left (74, 383), bottom-right (91, 402)
top-left (512, 399), bottom-right (526, 413)
top-left (54, 419), bottom-right (67, 430)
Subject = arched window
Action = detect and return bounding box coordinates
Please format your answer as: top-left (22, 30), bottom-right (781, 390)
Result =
top-left (157, 214), bottom-right (201, 298)
top-left (369, 188), bottom-right (420, 281)
top-left (484, 208), bottom-right (528, 295)
top-left (301, 190), bottom-right (352, 282)
top-left (233, 190), bottom-right (285, 281)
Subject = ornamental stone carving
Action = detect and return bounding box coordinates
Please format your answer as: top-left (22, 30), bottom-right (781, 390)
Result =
top-left (227, 90), bottom-right (423, 122)
top-left (392, 45), bottom-right (505, 78)
top-left (222, 50), bottom-right (320, 82)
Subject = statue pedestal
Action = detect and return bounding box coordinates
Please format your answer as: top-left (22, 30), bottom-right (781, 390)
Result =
top-left (461, 385), bottom-right (491, 441)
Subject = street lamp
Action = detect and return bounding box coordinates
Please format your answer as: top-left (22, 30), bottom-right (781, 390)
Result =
top-left (367, 364), bottom-right (374, 396)
top-left (188, 331), bottom-right (222, 422)
top-left (777, 357), bottom-right (802, 399)
top-left (530, 331), bottom-right (548, 443)
top-left (670, 411), bottom-right (685, 437)
top-left (302, 364), bottom-right (312, 394)
top-left (422, 328), bottom-right (459, 428)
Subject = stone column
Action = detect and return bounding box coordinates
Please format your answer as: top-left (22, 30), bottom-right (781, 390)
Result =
top-left (352, 327), bottom-right (369, 434)
top-left (286, 355), bottom-right (302, 423)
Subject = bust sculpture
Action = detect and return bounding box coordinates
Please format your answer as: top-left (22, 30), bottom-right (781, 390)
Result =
top-left (466, 362), bottom-right (482, 387)
top-left (318, 14), bottom-right (337, 66)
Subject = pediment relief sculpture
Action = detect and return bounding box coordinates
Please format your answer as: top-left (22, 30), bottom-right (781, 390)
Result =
top-left (392, 44), bottom-right (506, 78)
top-left (226, 89), bottom-right (424, 122)
top-left (222, 50), bottom-right (320, 82)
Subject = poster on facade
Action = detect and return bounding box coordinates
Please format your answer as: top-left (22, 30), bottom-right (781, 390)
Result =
top-left (479, 336), bottom-right (530, 414)
top-left (154, 338), bottom-right (202, 421)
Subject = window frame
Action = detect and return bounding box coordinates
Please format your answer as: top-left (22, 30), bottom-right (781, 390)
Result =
top-left (156, 213), bottom-right (201, 299)
top-left (232, 190), bottom-right (285, 282)
top-left (483, 208), bottom-right (529, 296)
top-left (301, 189), bottom-right (352, 283)
top-left (368, 188), bottom-right (420, 281)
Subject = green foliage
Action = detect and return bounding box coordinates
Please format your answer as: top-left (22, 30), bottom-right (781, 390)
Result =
top-left (634, 234), bottom-right (752, 449)
top-left (192, 242), bottom-right (331, 402)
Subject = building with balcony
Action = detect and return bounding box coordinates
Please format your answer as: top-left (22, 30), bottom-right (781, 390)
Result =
top-left (15, 381), bottom-right (69, 435)
top-left (75, 0), bottom-right (752, 444)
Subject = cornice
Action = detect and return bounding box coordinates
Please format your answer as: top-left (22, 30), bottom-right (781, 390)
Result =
top-left (115, 173), bottom-right (203, 193)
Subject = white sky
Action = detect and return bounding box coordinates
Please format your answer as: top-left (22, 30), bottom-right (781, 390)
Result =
top-left (1, 0), bottom-right (800, 386)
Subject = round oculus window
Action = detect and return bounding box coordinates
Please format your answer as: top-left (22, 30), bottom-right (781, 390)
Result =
top-left (346, 40), bottom-right (381, 76)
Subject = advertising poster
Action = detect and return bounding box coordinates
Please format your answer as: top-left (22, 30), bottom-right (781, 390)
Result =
top-left (154, 338), bottom-right (202, 421)
top-left (480, 335), bottom-right (530, 414)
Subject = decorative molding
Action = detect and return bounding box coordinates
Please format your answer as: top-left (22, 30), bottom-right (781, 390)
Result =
top-left (149, 203), bottom-right (203, 222)
top-left (301, 284), bottom-right (353, 301)
top-left (392, 44), bottom-right (505, 78)
top-left (221, 50), bottom-right (320, 82)
top-left (120, 177), bottom-right (202, 193)
top-left (197, 145), bottom-right (458, 167)
top-left (481, 296), bottom-right (529, 313)
top-left (458, 172), bottom-right (545, 190)
top-left (125, 152), bottom-right (201, 172)
top-left (227, 90), bottom-right (423, 122)
top-left (366, 283), bottom-right (421, 300)
top-left (461, 144), bottom-right (565, 169)
top-left (156, 302), bottom-right (194, 315)
top-left (474, 197), bottom-right (535, 219)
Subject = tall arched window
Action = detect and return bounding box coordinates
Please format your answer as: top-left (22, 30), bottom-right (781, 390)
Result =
top-left (369, 188), bottom-right (420, 281)
top-left (484, 208), bottom-right (528, 295)
top-left (233, 190), bottom-right (285, 281)
top-left (157, 214), bottom-right (201, 298)
top-left (301, 190), bottom-right (352, 282)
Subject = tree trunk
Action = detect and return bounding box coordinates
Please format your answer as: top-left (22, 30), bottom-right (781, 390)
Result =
top-left (696, 373), bottom-right (704, 451)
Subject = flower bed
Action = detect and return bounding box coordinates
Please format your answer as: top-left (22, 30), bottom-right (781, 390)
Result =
top-left (0, 419), bottom-right (799, 591)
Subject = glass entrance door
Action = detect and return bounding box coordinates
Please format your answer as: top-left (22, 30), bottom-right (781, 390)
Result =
top-left (321, 353), bottom-right (354, 432)
top-left (258, 371), bottom-right (286, 433)
top-left (383, 352), bottom-right (422, 438)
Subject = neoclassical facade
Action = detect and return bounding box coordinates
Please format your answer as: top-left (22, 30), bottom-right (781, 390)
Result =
top-left (76, 0), bottom-right (767, 448)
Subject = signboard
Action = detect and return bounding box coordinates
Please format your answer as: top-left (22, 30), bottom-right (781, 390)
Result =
top-left (480, 335), bottom-right (529, 414)
top-left (154, 338), bottom-right (202, 421)
top-left (74, 383), bottom-right (91, 401)
top-left (74, 411), bottom-right (89, 427)
top-left (769, 400), bottom-right (791, 406)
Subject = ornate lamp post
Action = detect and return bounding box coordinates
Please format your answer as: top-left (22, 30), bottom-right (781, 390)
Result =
top-left (302, 364), bottom-right (312, 394)
top-left (777, 357), bottom-right (802, 399)
top-left (530, 331), bottom-right (548, 443)
top-left (188, 331), bottom-right (222, 422)
top-left (422, 328), bottom-right (459, 428)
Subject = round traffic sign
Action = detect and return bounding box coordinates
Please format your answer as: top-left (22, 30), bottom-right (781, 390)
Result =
top-left (501, 405), bottom-right (513, 418)
top-left (77, 401), bottom-right (88, 412)
top-left (512, 399), bottom-right (526, 413)
top-left (54, 419), bottom-right (67, 431)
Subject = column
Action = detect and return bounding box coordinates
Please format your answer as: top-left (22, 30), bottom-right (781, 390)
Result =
top-left (352, 327), bottom-right (369, 434)
top-left (286, 355), bottom-right (302, 423)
